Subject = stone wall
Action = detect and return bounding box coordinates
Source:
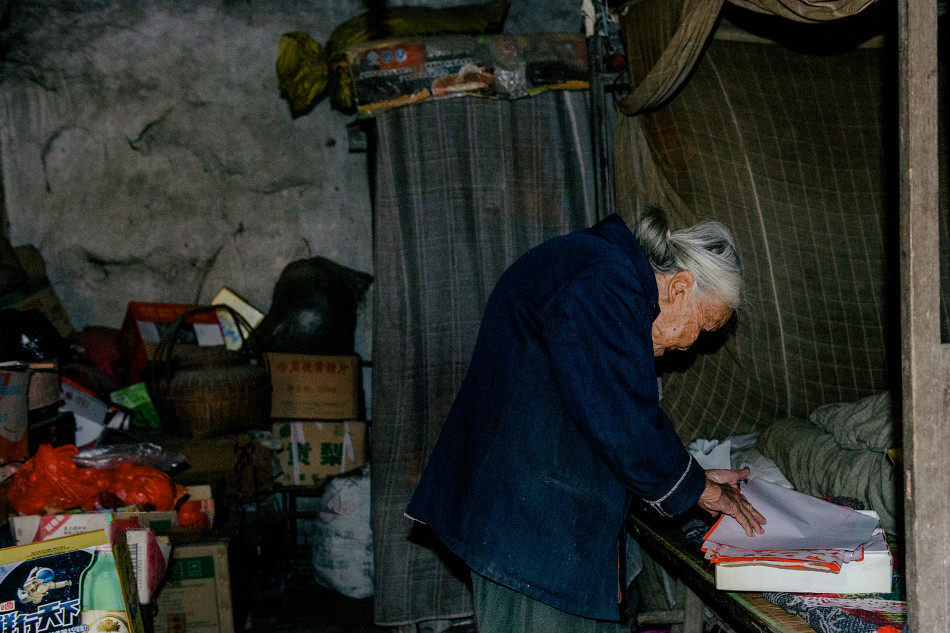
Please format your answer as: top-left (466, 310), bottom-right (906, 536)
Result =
top-left (0, 0), bottom-right (581, 363)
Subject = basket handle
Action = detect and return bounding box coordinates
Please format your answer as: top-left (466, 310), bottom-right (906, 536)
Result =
top-left (150, 304), bottom-right (264, 385)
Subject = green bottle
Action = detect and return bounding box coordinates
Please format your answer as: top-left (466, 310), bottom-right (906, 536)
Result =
top-left (79, 544), bottom-right (130, 633)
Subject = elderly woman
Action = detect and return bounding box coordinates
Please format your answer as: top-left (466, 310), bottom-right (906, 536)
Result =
top-left (406, 207), bottom-right (764, 633)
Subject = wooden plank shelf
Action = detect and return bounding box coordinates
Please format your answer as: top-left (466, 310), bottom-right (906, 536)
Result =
top-left (628, 509), bottom-right (817, 633)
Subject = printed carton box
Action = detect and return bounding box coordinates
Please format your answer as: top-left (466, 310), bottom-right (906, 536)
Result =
top-left (273, 421), bottom-right (366, 486)
top-left (7, 519), bottom-right (175, 604)
top-left (9, 486), bottom-right (216, 547)
top-left (151, 542), bottom-right (233, 633)
top-left (0, 530), bottom-right (143, 633)
top-left (266, 354), bottom-right (360, 420)
top-left (117, 302), bottom-right (225, 385)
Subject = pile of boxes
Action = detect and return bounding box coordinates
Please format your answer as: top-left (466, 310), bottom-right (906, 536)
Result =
top-left (100, 293), bottom-right (370, 494)
top-left (0, 476), bottom-right (221, 630)
top-left (0, 528), bottom-right (233, 633)
top-left (0, 530), bottom-right (145, 633)
top-left (0, 216), bottom-right (382, 632)
top-left (116, 295), bottom-right (372, 630)
top-left (268, 352), bottom-right (367, 487)
top-left (0, 246), bottom-right (77, 467)
top-left (0, 278), bottom-right (372, 633)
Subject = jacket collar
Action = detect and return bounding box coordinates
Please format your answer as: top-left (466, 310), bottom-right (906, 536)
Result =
top-left (591, 214), bottom-right (658, 305)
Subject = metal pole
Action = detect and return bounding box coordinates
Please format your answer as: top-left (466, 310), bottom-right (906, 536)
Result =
top-left (587, 0), bottom-right (615, 221)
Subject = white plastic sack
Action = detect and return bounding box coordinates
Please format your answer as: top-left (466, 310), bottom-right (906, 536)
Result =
top-left (688, 438), bottom-right (732, 470)
top-left (309, 464), bottom-right (374, 598)
top-left (689, 433), bottom-right (795, 490)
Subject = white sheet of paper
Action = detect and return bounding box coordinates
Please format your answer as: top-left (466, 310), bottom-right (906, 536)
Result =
top-left (705, 477), bottom-right (879, 551)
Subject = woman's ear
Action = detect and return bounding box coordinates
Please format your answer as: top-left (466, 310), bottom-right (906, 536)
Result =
top-left (669, 270), bottom-right (696, 301)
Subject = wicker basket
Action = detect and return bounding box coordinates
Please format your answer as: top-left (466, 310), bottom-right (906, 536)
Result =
top-left (146, 305), bottom-right (271, 439)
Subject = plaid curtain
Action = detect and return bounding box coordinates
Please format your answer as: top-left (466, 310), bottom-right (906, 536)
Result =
top-left (615, 37), bottom-right (901, 442)
top-left (370, 91), bottom-right (598, 628)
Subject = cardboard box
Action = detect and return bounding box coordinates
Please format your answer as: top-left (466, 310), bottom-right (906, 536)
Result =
top-left (10, 486), bottom-right (215, 546)
top-left (60, 377), bottom-right (109, 447)
top-left (61, 378), bottom-right (108, 425)
top-left (273, 421), bottom-right (366, 486)
top-left (26, 362), bottom-right (60, 412)
top-left (714, 530), bottom-right (893, 593)
top-left (157, 433), bottom-right (276, 498)
top-left (11, 514), bottom-right (119, 546)
top-left (267, 353), bottom-right (360, 420)
top-left (0, 276), bottom-right (74, 338)
top-left (0, 529), bottom-right (144, 633)
top-left (118, 302), bottom-right (225, 385)
top-left (7, 516), bottom-right (176, 604)
top-left (124, 529), bottom-right (172, 605)
top-left (152, 542), bottom-right (233, 633)
top-left (0, 362), bottom-right (29, 464)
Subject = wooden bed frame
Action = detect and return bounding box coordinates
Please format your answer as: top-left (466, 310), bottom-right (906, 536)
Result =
top-left (587, 2), bottom-right (945, 628)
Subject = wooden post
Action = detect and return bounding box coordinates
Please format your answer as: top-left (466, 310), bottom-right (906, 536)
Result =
top-left (898, 0), bottom-right (950, 630)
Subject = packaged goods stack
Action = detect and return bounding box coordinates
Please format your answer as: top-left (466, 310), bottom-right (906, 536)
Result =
top-left (0, 243), bottom-right (374, 632)
top-left (269, 353), bottom-right (367, 488)
top-left (258, 257), bottom-right (374, 602)
top-left (0, 530), bottom-right (145, 633)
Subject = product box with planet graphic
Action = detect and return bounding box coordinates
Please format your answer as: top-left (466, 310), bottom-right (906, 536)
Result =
top-left (0, 530), bottom-right (142, 633)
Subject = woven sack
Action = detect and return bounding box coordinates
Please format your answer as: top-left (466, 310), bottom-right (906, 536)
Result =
top-left (146, 305), bottom-right (271, 439)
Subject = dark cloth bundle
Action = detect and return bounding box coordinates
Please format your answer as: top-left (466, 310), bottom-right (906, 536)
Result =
top-left (253, 256), bottom-right (373, 355)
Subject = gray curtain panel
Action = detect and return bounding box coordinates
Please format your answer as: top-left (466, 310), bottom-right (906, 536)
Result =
top-left (370, 91), bottom-right (598, 628)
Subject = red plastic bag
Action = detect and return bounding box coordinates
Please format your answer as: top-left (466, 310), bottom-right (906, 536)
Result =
top-left (107, 462), bottom-right (176, 511)
top-left (8, 444), bottom-right (111, 514)
top-left (8, 444), bottom-right (178, 514)
top-left (176, 499), bottom-right (212, 531)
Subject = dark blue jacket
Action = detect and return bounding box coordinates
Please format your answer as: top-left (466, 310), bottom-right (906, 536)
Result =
top-left (405, 214), bottom-right (706, 620)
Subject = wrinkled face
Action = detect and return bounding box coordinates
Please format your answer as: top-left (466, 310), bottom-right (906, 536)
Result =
top-left (652, 271), bottom-right (733, 357)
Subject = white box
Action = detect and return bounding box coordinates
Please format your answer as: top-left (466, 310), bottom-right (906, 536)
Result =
top-left (714, 531), bottom-right (892, 594)
top-left (212, 287), bottom-right (264, 351)
top-left (125, 529), bottom-right (172, 604)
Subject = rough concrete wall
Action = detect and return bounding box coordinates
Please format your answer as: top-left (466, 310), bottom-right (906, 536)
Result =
top-left (0, 0), bottom-right (582, 361)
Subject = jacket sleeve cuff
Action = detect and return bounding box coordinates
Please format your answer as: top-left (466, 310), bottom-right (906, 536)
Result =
top-left (642, 454), bottom-right (707, 517)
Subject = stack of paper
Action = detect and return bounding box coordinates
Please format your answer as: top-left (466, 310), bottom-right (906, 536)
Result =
top-left (703, 478), bottom-right (892, 593)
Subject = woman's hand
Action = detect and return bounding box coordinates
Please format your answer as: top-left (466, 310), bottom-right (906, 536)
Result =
top-left (697, 467), bottom-right (766, 537)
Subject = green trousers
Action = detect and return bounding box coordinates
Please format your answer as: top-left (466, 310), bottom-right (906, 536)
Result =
top-left (470, 572), bottom-right (629, 633)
